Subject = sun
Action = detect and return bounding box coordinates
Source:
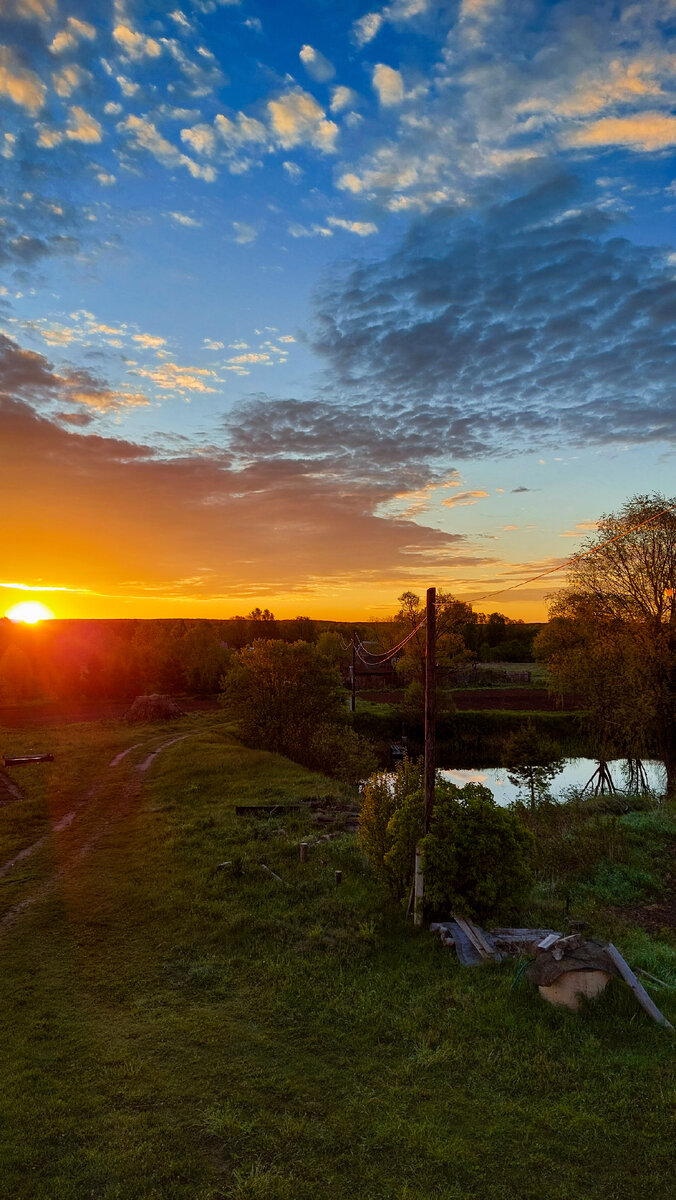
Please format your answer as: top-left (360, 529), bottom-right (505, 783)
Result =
top-left (4, 601), bottom-right (55, 624)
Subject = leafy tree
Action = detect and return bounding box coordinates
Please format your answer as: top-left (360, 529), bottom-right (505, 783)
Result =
top-left (221, 639), bottom-right (374, 783)
top-left (536, 493), bottom-right (676, 796)
top-left (503, 722), bottom-right (564, 810)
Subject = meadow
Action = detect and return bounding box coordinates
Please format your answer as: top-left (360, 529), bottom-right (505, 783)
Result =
top-left (0, 713), bottom-right (674, 1200)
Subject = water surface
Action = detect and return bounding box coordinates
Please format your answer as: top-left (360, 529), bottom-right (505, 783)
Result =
top-left (439, 757), bottom-right (665, 806)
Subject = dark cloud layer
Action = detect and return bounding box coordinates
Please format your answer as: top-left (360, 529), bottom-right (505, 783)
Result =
top-left (309, 174), bottom-right (676, 458)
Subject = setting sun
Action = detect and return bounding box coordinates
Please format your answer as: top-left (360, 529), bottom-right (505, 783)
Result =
top-left (4, 602), bottom-right (55, 625)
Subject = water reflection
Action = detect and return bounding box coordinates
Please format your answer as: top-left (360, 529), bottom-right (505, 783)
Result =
top-left (440, 758), bottom-right (666, 807)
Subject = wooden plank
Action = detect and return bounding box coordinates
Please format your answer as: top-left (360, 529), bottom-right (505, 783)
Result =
top-left (3, 754), bottom-right (54, 766)
top-left (235, 804), bottom-right (303, 816)
top-left (538, 933), bottom-right (562, 950)
top-left (452, 913), bottom-right (493, 959)
top-left (605, 943), bottom-right (674, 1031)
top-left (449, 922), bottom-right (483, 966)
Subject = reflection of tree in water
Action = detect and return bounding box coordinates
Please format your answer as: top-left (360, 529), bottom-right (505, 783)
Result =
top-left (580, 759), bottom-right (616, 796)
top-left (623, 757), bottom-right (658, 796)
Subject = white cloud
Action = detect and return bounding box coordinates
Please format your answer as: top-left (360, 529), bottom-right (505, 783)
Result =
top-left (372, 64), bottom-right (405, 107)
top-left (267, 89), bottom-right (338, 152)
top-left (565, 112), bottom-right (676, 152)
top-left (104, 101), bottom-right (123, 115)
top-left (133, 333), bottom-right (167, 349)
top-left (299, 45), bottom-right (335, 83)
top-left (282, 160), bottom-right (303, 179)
top-left (113, 24), bottom-right (162, 61)
top-left (165, 211), bottom-right (202, 227)
top-left (232, 221), bottom-right (257, 243)
top-left (203, 338), bottom-right (224, 349)
top-left (278, 335), bottom-right (296, 343)
top-left (288, 222), bottom-right (333, 238)
top-left (9, 0), bottom-right (56, 19)
top-left (327, 216), bottom-right (378, 236)
top-left (170, 10), bottom-right (192, 30)
top-left (52, 64), bottom-right (90, 99)
top-left (244, 17), bottom-right (262, 32)
top-left (2, 133), bottom-right (17, 160)
top-left (180, 123), bottom-right (217, 156)
top-left (352, 1), bottom-right (428, 46)
top-left (116, 75), bottom-right (139, 98)
top-left (66, 106), bottom-right (103, 144)
top-left (352, 12), bottom-right (384, 46)
top-left (330, 86), bottom-right (360, 114)
top-left (134, 361), bottom-right (219, 394)
top-left (0, 46), bottom-right (46, 113)
top-left (119, 114), bottom-right (216, 181)
top-left (49, 17), bottom-right (96, 54)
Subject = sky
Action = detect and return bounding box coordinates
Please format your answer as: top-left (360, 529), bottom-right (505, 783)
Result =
top-left (1, 0), bottom-right (675, 623)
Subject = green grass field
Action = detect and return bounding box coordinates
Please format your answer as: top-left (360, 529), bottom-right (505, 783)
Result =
top-left (0, 715), bottom-right (674, 1199)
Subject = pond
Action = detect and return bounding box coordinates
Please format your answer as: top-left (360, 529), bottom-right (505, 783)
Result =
top-left (439, 757), bottom-right (666, 806)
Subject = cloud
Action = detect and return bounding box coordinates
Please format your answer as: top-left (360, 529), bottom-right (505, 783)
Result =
top-left (232, 221), bottom-right (257, 244)
top-left (352, 1), bottom-right (428, 46)
top-left (267, 89), bottom-right (338, 153)
top-left (52, 64), bottom-right (91, 99)
top-left (372, 64), bottom-right (405, 107)
top-left (0, 46), bottom-right (46, 113)
top-left (565, 113), bottom-right (676, 152)
top-left (113, 24), bottom-right (162, 61)
top-left (165, 211), bottom-right (202, 227)
top-left (0, 332), bottom-right (149, 413)
top-left (132, 333), bottom-right (167, 349)
top-left (442, 489), bottom-right (489, 508)
top-left (311, 175), bottom-right (676, 459)
top-left (49, 17), bottom-right (96, 54)
top-left (203, 338), bottom-right (224, 350)
top-left (0, 392), bottom-right (493, 604)
top-left (327, 217), bottom-right (378, 236)
top-left (330, 86), bottom-right (360, 115)
top-left (299, 45), bottom-right (335, 84)
top-left (5, 0), bottom-right (56, 19)
top-left (65, 106), bottom-right (103, 144)
top-left (133, 361), bottom-right (220, 395)
top-left (119, 114), bottom-right (216, 181)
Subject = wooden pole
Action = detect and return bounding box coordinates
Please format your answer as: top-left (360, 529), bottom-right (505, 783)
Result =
top-left (424, 586), bottom-right (436, 831)
top-left (415, 586), bottom-right (436, 927)
top-left (351, 630), bottom-right (357, 713)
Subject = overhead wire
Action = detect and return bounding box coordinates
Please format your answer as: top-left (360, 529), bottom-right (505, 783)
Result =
top-left (348, 500), bottom-right (676, 660)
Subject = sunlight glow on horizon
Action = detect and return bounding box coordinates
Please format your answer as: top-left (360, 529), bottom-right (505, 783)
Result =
top-left (5, 602), bottom-right (56, 624)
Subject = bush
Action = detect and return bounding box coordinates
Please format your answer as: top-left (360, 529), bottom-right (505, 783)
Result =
top-left (359, 765), bottom-right (533, 921)
top-left (422, 781), bottom-right (534, 921)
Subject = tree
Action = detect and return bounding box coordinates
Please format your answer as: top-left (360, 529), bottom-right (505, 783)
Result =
top-left (503, 722), bottom-right (564, 810)
top-left (220, 639), bottom-right (374, 783)
top-left (536, 493), bottom-right (676, 797)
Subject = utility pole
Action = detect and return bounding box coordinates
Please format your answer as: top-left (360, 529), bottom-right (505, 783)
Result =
top-left (414, 585), bottom-right (436, 926)
top-left (351, 630), bottom-right (357, 713)
top-left (424, 586), bottom-right (436, 830)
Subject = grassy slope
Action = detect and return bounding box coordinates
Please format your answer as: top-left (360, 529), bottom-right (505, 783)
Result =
top-left (0, 716), bottom-right (674, 1200)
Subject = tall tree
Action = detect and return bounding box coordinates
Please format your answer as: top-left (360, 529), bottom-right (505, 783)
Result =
top-left (537, 493), bottom-right (676, 796)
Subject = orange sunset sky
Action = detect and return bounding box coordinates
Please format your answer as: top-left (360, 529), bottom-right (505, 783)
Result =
top-left (2, 2), bottom-right (676, 624)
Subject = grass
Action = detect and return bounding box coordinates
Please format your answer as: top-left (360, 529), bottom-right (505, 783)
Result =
top-left (0, 714), bottom-right (674, 1199)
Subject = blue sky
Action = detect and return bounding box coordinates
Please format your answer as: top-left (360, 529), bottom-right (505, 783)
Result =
top-left (1, 0), bottom-right (675, 619)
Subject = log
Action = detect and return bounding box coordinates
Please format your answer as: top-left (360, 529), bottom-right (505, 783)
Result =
top-left (3, 754), bottom-right (54, 766)
top-left (605, 944), bottom-right (674, 1031)
top-left (235, 804), bottom-right (302, 816)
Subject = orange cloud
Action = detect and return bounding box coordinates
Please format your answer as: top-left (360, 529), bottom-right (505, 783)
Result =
top-left (566, 112), bottom-right (676, 151)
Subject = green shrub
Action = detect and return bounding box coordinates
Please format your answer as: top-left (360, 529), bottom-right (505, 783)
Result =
top-left (359, 766), bottom-right (533, 921)
top-left (421, 781), bottom-right (534, 921)
top-left (358, 759), bottom-right (422, 894)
